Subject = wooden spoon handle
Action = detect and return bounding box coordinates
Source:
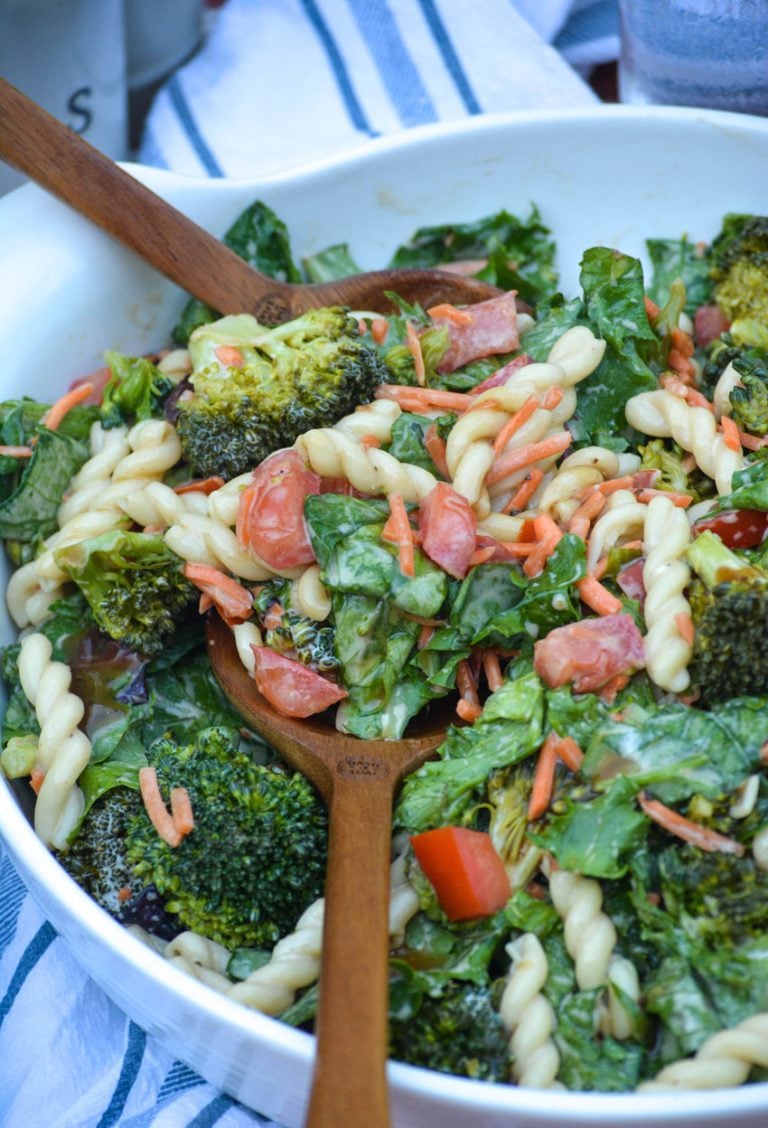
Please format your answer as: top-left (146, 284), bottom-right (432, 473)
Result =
top-left (306, 768), bottom-right (396, 1128)
top-left (0, 77), bottom-right (282, 317)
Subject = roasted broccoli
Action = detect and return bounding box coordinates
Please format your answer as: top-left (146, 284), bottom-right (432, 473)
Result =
top-left (710, 214), bottom-right (768, 345)
top-left (253, 580), bottom-right (338, 672)
top-left (658, 845), bottom-right (768, 946)
top-left (388, 975), bottom-right (510, 1081)
top-left (687, 529), bottom-right (768, 704)
top-left (53, 529), bottom-right (198, 655)
top-left (175, 307), bottom-right (390, 478)
top-left (58, 787), bottom-right (143, 915)
top-left (126, 726), bottom-right (329, 949)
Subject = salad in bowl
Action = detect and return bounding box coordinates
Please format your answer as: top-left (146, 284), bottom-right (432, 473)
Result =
top-left (2, 107), bottom-right (768, 1126)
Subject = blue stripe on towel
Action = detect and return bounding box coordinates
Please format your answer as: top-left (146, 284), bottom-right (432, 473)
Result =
top-left (0, 858), bottom-right (26, 958)
top-left (416, 0), bottom-right (482, 114)
top-left (96, 1020), bottom-right (148, 1128)
top-left (157, 1059), bottom-right (207, 1101)
top-left (300, 0), bottom-right (377, 136)
top-left (0, 920), bottom-right (56, 1028)
top-left (349, 0), bottom-right (437, 126)
top-left (167, 75), bottom-right (225, 177)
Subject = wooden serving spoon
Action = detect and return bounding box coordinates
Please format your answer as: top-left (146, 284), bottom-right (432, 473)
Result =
top-left (206, 613), bottom-right (445, 1128)
top-left (0, 78), bottom-right (501, 324)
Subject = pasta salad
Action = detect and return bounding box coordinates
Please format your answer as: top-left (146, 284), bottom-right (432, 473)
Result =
top-left (2, 202), bottom-right (768, 1092)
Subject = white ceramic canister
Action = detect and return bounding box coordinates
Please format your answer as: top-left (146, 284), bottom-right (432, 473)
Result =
top-left (0, 0), bottom-right (127, 194)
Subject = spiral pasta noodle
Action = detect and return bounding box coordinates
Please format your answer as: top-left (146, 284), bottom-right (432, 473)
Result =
top-left (295, 428), bottom-right (438, 504)
top-left (642, 495), bottom-right (693, 693)
top-left (17, 633), bottom-right (92, 850)
top-left (548, 868), bottom-right (638, 1041)
top-left (625, 388), bottom-right (744, 494)
top-left (291, 564), bottom-right (332, 623)
top-left (164, 931), bottom-right (233, 993)
top-left (537, 447), bottom-right (621, 524)
top-left (500, 933), bottom-right (561, 1088)
top-left (638, 1013), bottom-right (768, 1091)
top-left (227, 898), bottom-right (324, 1013)
top-left (585, 489), bottom-right (648, 573)
top-left (164, 512), bottom-right (296, 581)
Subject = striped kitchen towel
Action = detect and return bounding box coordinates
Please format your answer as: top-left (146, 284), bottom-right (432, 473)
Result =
top-left (1, 3), bottom-right (617, 1126)
top-left (139, 0), bottom-right (617, 178)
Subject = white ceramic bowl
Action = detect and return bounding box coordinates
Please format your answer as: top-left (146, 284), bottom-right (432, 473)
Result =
top-left (2, 106), bottom-right (768, 1128)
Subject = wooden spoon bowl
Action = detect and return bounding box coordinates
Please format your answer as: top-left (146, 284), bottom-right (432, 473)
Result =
top-left (206, 613), bottom-right (446, 1128)
top-left (0, 78), bottom-right (501, 323)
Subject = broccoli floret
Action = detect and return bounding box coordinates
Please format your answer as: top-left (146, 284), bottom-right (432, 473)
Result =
top-left (711, 214), bottom-right (768, 344)
top-left (53, 529), bottom-right (197, 655)
top-left (253, 580), bottom-right (338, 672)
top-left (637, 439), bottom-right (714, 503)
top-left (126, 726), bottom-right (328, 949)
top-left (388, 977), bottom-right (509, 1081)
top-left (658, 845), bottom-right (768, 945)
top-left (58, 787), bottom-right (143, 915)
top-left (176, 307), bottom-right (390, 479)
top-left (686, 530), bottom-right (768, 705)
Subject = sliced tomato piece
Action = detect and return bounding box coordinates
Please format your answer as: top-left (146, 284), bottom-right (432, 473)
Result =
top-left (410, 826), bottom-right (511, 922)
top-left (694, 304), bottom-right (730, 348)
top-left (237, 449), bottom-right (320, 569)
top-left (693, 509), bottom-right (768, 550)
top-left (184, 563), bottom-right (253, 626)
top-left (252, 647), bottom-right (347, 718)
top-left (418, 482), bottom-right (477, 579)
top-left (533, 612), bottom-right (645, 695)
top-left (616, 556), bottom-right (646, 605)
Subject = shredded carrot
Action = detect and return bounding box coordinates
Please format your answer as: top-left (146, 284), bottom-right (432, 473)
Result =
top-left (375, 384), bottom-right (474, 412)
top-left (739, 431), bottom-right (768, 451)
top-left (0, 445), bottom-right (34, 458)
top-left (638, 792), bottom-right (745, 856)
top-left (541, 385), bottom-right (564, 411)
top-left (492, 394), bottom-right (539, 456)
top-left (370, 317), bottom-right (390, 344)
top-left (139, 766), bottom-right (182, 847)
top-left (761, 741), bottom-right (768, 766)
top-left (427, 302), bottom-right (473, 326)
top-left (660, 371), bottom-right (691, 399)
top-left (592, 555), bottom-right (609, 580)
top-left (456, 658), bottom-right (480, 706)
top-left (670, 326), bottom-right (695, 358)
top-left (504, 467), bottom-right (544, 513)
top-left (556, 736), bottom-right (584, 773)
top-left (583, 475), bottom-right (635, 499)
top-left (424, 424), bottom-right (450, 478)
top-left (528, 733), bottom-right (561, 821)
top-left (464, 396), bottom-right (501, 416)
top-left (405, 322), bottom-right (426, 386)
top-left (523, 533), bottom-right (561, 577)
top-left (469, 545), bottom-right (497, 567)
top-left (263, 602), bottom-right (284, 630)
top-left (644, 295), bottom-right (661, 319)
top-left (214, 345), bottom-right (245, 368)
top-left (417, 624), bottom-right (435, 650)
top-left (482, 650), bottom-right (503, 692)
top-left (686, 388), bottom-right (715, 411)
top-left (720, 415), bottom-right (742, 452)
top-left (504, 541), bottom-right (535, 557)
top-left (174, 475), bottom-right (225, 496)
top-left (577, 574), bottom-right (623, 616)
top-left (456, 698), bottom-right (483, 722)
top-left (170, 786), bottom-right (195, 839)
top-left (635, 487), bottom-right (692, 507)
top-left (383, 493), bottom-right (415, 576)
top-left (674, 611), bottom-right (695, 647)
top-left (117, 885), bottom-right (133, 903)
top-left (486, 431), bottom-right (571, 487)
top-left (598, 672), bottom-right (631, 703)
top-left (42, 381), bottom-right (94, 432)
top-left (359, 432), bottom-right (381, 449)
top-left (568, 490), bottom-right (606, 534)
top-left (30, 766), bottom-right (45, 794)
